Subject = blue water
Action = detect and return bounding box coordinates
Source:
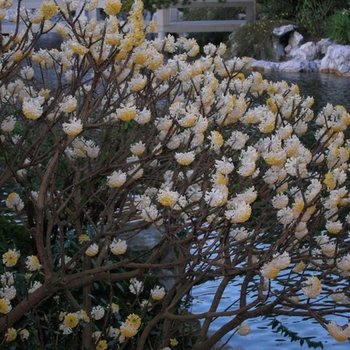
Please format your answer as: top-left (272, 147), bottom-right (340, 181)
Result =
top-left (192, 279), bottom-right (350, 350)
top-left (262, 71), bottom-right (350, 113)
top-left (191, 71), bottom-right (350, 350)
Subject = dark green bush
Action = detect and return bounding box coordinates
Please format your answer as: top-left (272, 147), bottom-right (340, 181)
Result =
top-left (325, 9), bottom-right (350, 44)
top-left (226, 19), bottom-right (293, 60)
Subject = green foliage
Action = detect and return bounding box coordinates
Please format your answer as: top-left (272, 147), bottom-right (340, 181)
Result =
top-left (257, 0), bottom-right (302, 20)
top-left (180, 7), bottom-right (242, 48)
top-left (325, 9), bottom-right (350, 45)
top-left (270, 318), bottom-right (324, 349)
top-left (258, 0), bottom-right (349, 39)
top-left (227, 19), bottom-right (293, 60)
top-left (0, 213), bottom-right (31, 253)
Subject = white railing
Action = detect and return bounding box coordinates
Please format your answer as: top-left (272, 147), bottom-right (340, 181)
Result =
top-left (1, 0), bottom-right (256, 39)
top-left (155, 0), bottom-right (256, 39)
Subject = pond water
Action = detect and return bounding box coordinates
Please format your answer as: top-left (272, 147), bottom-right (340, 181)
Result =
top-left (191, 71), bottom-right (350, 350)
top-left (262, 71), bottom-right (350, 114)
top-left (192, 278), bottom-right (350, 350)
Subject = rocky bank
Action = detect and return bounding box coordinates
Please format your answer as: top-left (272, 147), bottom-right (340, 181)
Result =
top-left (244, 24), bottom-right (350, 76)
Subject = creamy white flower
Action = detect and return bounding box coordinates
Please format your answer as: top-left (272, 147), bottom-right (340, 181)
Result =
top-left (1, 115), bottom-right (16, 132)
top-left (150, 286), bottom-right (166, 300)
top-left (59, 324), bottom-right (73, 334)
top-left (225, 202), bottom-right (252, 223)
top-left (5, 192), bottom-right (24, 211)
top-left (277, 207), bottom-right (295, 225)
top-left (271, 193), bottom-right (289, 209)
top-left (59, 95), bottom-right (77, 113)
top-left (129, 278), bottom-right (143, 295)
top-left (141, 205), bottom-right (159, 222)
top-left (91, 306), bottom-right (105, 320)
top-left (0, 272), bottom-right (14, 286)
top-left (215, 158), bottom-right (234, 174)
top-left (28, 281), bottom-right (43, 294)
top-left (109, 239), bottom-right (127, 256)
top-left (230, 227), bottom-right (250, 241)
top-left (175, 151), bottom-right (196, 166)
top-left (107, 170), bottom-right (127, 188)
top-left (205, 185), bottom-right (228, 207)
top-left (0, 286), bottom-right (16, 300)
top-left (22, 97), bottom-right (43, 120)
top-left (237, 322), bottom-right (251, 336)
top-left (85, 243), bottom-right (99, 257)
top-left (330, 291), bottom-right (346, 303)
top-left (272, 252), bottom-right (291, 269)
top-left (62, 117), bottom-right (83, 136)
top-left (302, 276), bottom-right (322, 298)
top-left (337, 253), bottom-right (350, 271)
top-left (130, 141), bottom-right (146, 156)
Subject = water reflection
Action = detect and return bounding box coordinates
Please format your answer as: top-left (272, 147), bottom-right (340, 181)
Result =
top-left (192, 71), bottom-right (350, 349)
top-left (261, 71), bottom-right (350, 114)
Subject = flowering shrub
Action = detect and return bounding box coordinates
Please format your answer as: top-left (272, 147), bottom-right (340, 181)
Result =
top-left (1, 1), bottom-right (350, 349)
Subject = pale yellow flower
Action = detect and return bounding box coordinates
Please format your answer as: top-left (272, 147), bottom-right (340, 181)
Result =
top-left (96, 339), bottom-right (108, 350)
top-left (104, 0), bottom-right (122, 16)
top-left (170, 338), bottom-right (178, 346)
top-left (70, 42), bottom-right (89, 56)
top-left (120, 323), bottom-right (138, 338)
top-left (64, 313), bottom-right (79, 328)
top-left (157, 188), bottom-right (179, 207)
top-left (5, 192), bottom-right (24, 212)
top-left (118, 106), bottom-right (137, 122)
top-left (40, 1), bottom-right (59, 19)
top-left (2, 249), bottom-right (20, 267)
top-left (327, 321), bottom-right (350, 342)
top-left (260, 262), bottom-right (280, 279)
top-left (111, 303), bottom-right (120, 313)
top-left (25, 255), bottom-right (41, 271)
top-left (5, 327), bottom-right (17, 342)
top-left (209, 130), bottom-right (224, 150)
top-left (0, 298), bottom-right (12, 314)
top-left (126, 313), bottom-right (141, 329)
top-left (292, 261), bottom-right (306, 273)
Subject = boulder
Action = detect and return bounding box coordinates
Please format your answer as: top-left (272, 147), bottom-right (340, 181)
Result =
top-left (316, 38), bottom-right (333, 56)
top-left (320, 44), bottom-right (350, 76)
top-left (272, 24), bottom-right (296, 37)
top-left (288, 30), bottom-right (304, 51)
top-left (278, 59), bottom-right (319, 72)
top-left (250, 59), bottom-right (279, 71)
top-left (290, 42), bottom-right (318, 61)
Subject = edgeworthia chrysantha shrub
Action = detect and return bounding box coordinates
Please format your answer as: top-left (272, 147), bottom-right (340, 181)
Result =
top-left (0, 0), bottom-right (350, 349)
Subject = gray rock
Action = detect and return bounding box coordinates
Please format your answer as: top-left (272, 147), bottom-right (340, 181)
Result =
top-left (250, 59), bottom-right (279, 71)
top-left (34, 32), bottom-right (63, 50)
top-left (316, 38), bottom-right (333, 56)
top-left (320, 44), bottom-right (350, 75)
top-left (273, 24), bottom-right (295, 37)
top-left (278, 59), bottom-right (318, 72)
top-left (288, 30), bottom-right (304, 49)
top-left (291, 42), bottom-right (318, 61)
